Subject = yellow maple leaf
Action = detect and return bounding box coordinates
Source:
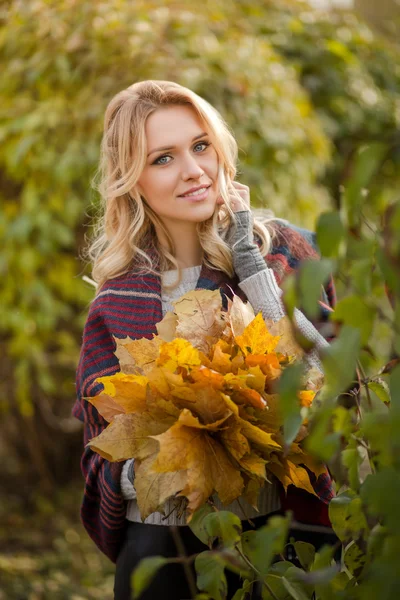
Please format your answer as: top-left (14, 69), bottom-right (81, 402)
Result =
top-left (265, 316), bottom-right (305, 360)
top-left (190, 366), bottom-right (225, 390)
top-left (219, 418), bottom-right (251, 460)
top-left (114, 336), bottom-right (163, 375)
top-left (239, 419), bottom-right (281, 451)
top-left (168, 381), bottom-right (232, 425)
top-left (134, 453), bottom-right (187, 520)
top-left (245, 354), bottom-right (281, 380)
top-left (253, 394), bottom-right (282, 432)
top-left (210, 342), bottom-right (233, 374)
top-left (235, 313), bottom-right (281, 357)
top-left (95, 373), bottom-right (148, 413)
top-left (86, 393), bottom-right (125, 423)
top-left (151, 414), bottom-right (244, 517)
top-left (238, 453), bottom-right (268, 479)
top-left (228, 294), bottom-right (255, 337)
top-left (86, 411), bottom-right (176, 462)
top-left (157, 338), bottom-right (202, 371)
top-left (298, 390), bottom-right (316, 408)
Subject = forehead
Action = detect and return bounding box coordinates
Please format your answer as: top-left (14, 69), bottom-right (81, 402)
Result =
top-left (145, 105), bottom-right (206, 145)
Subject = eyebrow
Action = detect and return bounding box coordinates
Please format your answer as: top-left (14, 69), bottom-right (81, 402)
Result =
top-left (147, 132), bottom-right (209, 157)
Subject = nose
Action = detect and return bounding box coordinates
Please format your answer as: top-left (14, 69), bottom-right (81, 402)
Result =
top-left (181, 152), bottom-right (204, 180)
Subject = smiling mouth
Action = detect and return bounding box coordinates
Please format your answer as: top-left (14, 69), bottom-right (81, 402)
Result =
top-left (178, 185), bottom-right (211, 198)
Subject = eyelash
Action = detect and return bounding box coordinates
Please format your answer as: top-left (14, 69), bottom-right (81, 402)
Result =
top-left (152, 141), bottom-right (211, 165)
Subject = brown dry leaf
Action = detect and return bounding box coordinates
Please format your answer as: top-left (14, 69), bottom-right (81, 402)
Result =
top-left (228, 294), bottom-right (255, 337)
top-left (173, 289), bottom-right (226, 352)
top-left (87, 393), bottom-right (125, 423)
top-left (265, 316), bottom-right (305, 360)
top-left (134, 453), bottom-right (187, 520)
top-left (151, 415), bottom-right (244, 516)
top-left (235, 313), bottom-right (281, 357)
top-left (96, 373), bottom-right (148, 413)
top-left (86, 411), bottom-right (176, 462)
top-left (156, 311), bottom-right (178, 342)
top-left (113, 336), bottom-right (139, 374)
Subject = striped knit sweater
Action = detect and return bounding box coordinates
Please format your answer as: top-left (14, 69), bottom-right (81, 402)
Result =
top-left (72, 221), bottom-right (336, 562)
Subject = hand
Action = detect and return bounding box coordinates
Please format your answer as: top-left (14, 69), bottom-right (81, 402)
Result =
top-left (216, 181), bottom-right (251, 213)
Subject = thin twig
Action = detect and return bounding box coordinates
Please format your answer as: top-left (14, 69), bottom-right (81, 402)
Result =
top-left (290, 520), bottom-right (338, 536)
top-left (357, 361), bottom-right (373, 411)
top-left (170, 526), bottom-right (198, 599)
top-left (234, 543), bottom-right (280, 600)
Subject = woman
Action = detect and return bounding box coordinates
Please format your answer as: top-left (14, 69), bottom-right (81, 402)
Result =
top-left (72, 80), bottom-right (336, 600)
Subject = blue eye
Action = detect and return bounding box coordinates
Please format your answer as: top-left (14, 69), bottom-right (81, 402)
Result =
top-left (193, 141), bottom-right (210, 152)
top-left (153, 155), bottom-right (171, 165)
top-left (152, 140), bottom-right (211, 165)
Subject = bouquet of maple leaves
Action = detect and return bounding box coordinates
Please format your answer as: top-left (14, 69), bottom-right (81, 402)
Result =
top-left (87, 290), bottom-right (327, 522)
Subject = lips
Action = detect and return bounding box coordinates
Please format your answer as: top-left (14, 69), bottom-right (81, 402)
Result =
top-left (178, 184), bottom-right (211, 197)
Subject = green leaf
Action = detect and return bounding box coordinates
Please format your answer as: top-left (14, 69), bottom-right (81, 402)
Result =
top-left (131, 556), bottom-right (168, 598)
top-left (189, 505), bottom-right (215, 546)
top-left (262, 561), bottom-right (293, 600)
top-left (321, 325), bottom-right (361, 400)
top-left (316, 212), bottom-right (345, 258)
top-left (278, 363), bottom-right (304, 446)
top-left (331, 295), bottom-right (375, 345)
top-left (241, 515), bottom-right (290, 578)
top-left (293, 542), bottom-right (315, 571)
top-left (282, 566), bottom-right (313, 600)
top-left (344, 541), bottom-right (366, 579)
top-left (360, 468), bottom-right (400, 534)
top-left (305, 407), bottom-right (341, 463)
top-left (298, 258), bottom-right (336, 319)
top-left (367, 380), bottom-right (390, 404)
top-left (328, 491), bottom-right (369, 542)
top-left (342, 446), bottom-right (362, 491)
top-left (195, 551), bottom-right (227, 600)
top-left (203, 511), bottom-right (242, 549)
top-left (343, 143), bottom-right (387, 228)
top-left (232, 579), bottom-right (254, 600)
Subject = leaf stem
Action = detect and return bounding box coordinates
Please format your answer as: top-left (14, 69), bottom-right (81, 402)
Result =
top-left (170, 526), bottom-right (198, 599)
top-left (234, 543), bottom-right (280, 600)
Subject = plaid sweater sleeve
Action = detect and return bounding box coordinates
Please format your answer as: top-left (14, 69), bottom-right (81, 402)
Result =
top-left (73, 298), bottom-right (128, 563)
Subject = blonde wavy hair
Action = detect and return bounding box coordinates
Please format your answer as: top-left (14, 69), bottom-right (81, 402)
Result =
top-left (86, 80), bottom-right (275, 293)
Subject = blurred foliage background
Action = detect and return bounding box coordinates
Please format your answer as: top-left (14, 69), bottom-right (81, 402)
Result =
top-left (1, 0), bottom-right (400, 597)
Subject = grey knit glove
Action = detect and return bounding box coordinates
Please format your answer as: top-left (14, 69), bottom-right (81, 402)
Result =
top-left (230, 210), bottom-right (268, 282)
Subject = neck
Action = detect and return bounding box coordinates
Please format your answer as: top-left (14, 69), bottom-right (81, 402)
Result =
top-left (156, 221), bottom-right (203, 269)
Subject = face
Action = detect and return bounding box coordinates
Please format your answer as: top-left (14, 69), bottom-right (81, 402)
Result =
top-left (137, 105), bottom-right (219, 229)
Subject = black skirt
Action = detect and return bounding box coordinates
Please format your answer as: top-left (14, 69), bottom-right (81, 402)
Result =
top-left (114, 513), bottom-right (338, 600)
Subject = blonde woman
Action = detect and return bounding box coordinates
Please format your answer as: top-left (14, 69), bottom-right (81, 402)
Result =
top-left (72, 81), bottom-right (336, 600)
